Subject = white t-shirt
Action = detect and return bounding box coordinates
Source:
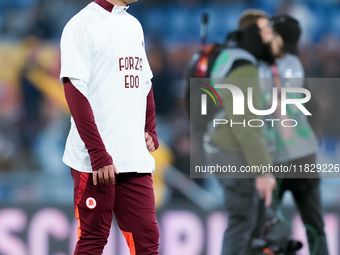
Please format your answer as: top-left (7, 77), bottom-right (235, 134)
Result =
top-left (60, 3), bottom-right (155, 173)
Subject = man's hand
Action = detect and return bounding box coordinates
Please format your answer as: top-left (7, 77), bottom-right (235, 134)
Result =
top-left (93, 164), bottom-right (118, 186)
top-left (145, 132), bottom-right (155, 152)
top-left (256, 173), bottom-right (276, 207)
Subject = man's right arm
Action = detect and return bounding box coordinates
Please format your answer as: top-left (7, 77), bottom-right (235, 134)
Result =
top-left (63, 78), bottom-right (112, 170)
top-left (63, 78), bottom-right (117, 185)
top-left (224, 64), bottom-right (276, 206)
top-left (224, 65), bottom-right (272, 168)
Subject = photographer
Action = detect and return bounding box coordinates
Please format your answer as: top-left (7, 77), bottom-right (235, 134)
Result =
top-left (204, 10), bottom-right (277, 255)
top-left (258, 14), bottom-right (329, 255)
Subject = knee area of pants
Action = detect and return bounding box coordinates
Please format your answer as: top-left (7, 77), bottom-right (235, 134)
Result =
top-left (79, 227), bottom-right (111, 241)
top-left (76, 237), bottom-right (108, 254)
top-left (137, 222), bottom-right (159, 241)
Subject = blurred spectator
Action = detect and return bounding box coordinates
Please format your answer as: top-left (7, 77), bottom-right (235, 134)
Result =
top-left (17, 37), bottom-right (46, 170)
top-left (29, 0), bottom-right (54, 39)
top-left (148, 37), bottom-right (176, 116)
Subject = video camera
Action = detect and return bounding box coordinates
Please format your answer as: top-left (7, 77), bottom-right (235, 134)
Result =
top-left (251, 208), bottom-right (303, 255)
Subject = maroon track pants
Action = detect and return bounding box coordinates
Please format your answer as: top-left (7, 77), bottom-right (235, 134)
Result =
top-left (71, 169), bottom-right (159, 255)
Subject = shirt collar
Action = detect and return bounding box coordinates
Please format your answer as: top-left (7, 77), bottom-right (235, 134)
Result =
top-left (94, 0), bottom-right (129, 13)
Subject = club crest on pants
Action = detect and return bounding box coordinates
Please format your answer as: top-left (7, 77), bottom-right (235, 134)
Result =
top-left (86, 197), bottom-right (97, 209)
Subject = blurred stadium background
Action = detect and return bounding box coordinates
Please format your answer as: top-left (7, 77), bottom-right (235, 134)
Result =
top-left (1, 0), bottom-right (340, 254)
